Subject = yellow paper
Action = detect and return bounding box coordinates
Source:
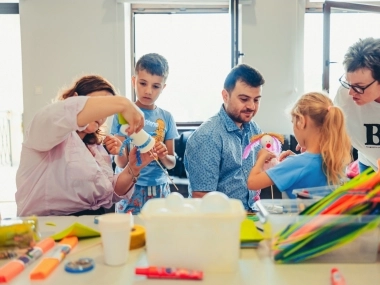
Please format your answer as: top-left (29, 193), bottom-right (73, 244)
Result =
top-left (50, 222), bottom-right (100, 241)
top-left (240, 218), bottom-right (264, 242)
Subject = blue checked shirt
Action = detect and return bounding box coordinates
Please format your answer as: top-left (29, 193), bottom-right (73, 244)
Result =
top-left (184, 105), bottom-right (262, 211)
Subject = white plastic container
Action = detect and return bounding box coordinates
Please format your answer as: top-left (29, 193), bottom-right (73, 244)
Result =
top-left (292, 185), bottom-right (336, 200)
top-left (139, 197), bottom-right (246, 272)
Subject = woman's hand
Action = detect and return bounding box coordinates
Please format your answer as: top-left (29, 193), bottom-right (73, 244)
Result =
top-left (279, 149), bottom-right (296, 162)
top-left (154, 141), bottom-right (168, 160)
top-left (128, 146), bottom-right (156, 174)
top-left (103, 135), bottom-right (122, 155)
top-left (121, 102), bottom-right (145, 135)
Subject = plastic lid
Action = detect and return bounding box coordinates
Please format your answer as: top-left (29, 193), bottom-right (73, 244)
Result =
top-left (65, 258), bottom-right (95, 274)
top-left (97, 213), bottom-right (131, 230)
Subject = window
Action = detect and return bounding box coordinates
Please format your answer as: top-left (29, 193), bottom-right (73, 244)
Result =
top-left (304, 2), bottom-right (380, 99)
top-left (304, 13), bottom-right (323, 93)
top-left (133, 11), bottom-right (231, 123)
top-left (0, 3), bottom-right (22, 114)
top-left (0, 2), bottom-right (23, 167)
top-left (0, 1), bottom-right (22, 206)
top-left (325, 5), bottom-right (380, 97)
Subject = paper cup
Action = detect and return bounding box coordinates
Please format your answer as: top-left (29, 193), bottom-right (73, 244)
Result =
top-left (98, 213), bottom-right (132, 266)
top-left (119, 124), bottom-right (155, 153)
top-left (130, 131), bottom-right (155, 153)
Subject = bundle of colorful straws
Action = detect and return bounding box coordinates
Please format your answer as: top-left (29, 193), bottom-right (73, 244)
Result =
top-left (273, 160), bottom-right (380, 263)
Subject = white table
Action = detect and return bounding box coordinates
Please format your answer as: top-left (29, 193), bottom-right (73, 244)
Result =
top-left (1, 216), bottom-right (380, 285)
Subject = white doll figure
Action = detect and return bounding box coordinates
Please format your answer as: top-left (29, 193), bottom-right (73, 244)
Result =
top-left (243, 132), bottom-right (284, 203)
top-left (243, 133), bottom-right (284, 170)
top-left (260, 134), bottom-right (280, 170)
top-left (117, 114), bottom-right (156, 154)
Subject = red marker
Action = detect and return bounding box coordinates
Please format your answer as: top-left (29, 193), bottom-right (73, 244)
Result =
top-left (331, 268), bottom-right (346, 285)
top-left (135, 266), bottom-right (203, 280)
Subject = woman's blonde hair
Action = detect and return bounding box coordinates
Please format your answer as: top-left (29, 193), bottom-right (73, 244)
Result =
top-left (291, 92), bottom-right (351, 185)
top-left (57, 75), bottom-right (116, 145)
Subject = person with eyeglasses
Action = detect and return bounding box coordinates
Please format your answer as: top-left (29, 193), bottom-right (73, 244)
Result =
top-left (334, 37), bottom-right (380, 172)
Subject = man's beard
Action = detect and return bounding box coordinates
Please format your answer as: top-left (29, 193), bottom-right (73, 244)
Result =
top-left (226, 109), bottom-right (254, 124)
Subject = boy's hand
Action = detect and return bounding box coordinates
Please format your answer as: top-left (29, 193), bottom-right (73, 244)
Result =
top-left (154, 141), bottom-right (168, 160)
top-left (103, 135), bottom-right (122, 155)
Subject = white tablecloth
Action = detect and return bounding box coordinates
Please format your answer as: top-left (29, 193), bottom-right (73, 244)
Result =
top-left (1, 216), bottom-right (379, 285)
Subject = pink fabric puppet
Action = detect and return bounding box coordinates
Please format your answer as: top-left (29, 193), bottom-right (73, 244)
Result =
top-left (243, 133), bottom-right (284, 170)
top-left (244, 133), bottom-right (284, 202)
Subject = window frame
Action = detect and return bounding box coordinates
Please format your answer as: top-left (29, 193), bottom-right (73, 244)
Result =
top-left (0, 2), bottom-right (19, 166)
top-left (0, 3), bottom-right (18, 14)
top-left (304, 1), bottom-right (380, 92)
top-left (130, 3), bottom-right (238, 126)
top-left (322, 1), bottom-right (380, 92)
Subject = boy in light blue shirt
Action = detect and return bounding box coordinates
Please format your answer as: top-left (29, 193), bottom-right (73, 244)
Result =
top-left (111, 53), bottom-right (179, 214)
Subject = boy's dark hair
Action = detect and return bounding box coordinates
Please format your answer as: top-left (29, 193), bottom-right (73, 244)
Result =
top-left (224, 64), bottom-right (265, 93)
top-left (343, 37), bottom-right (380, 81)
top-left (135, 53), bottom-right (169, 81)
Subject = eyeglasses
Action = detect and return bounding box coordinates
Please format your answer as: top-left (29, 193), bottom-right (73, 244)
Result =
top-left (339, 75), bottom-right (377, 94)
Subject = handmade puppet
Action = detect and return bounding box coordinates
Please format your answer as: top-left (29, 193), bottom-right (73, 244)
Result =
top-left (243, 133), bottom-right (284, 202)
top-left (117, 114), bottom-right (156, 165)
top-left (243, 132), bottom-right (284, 170)
top-left (116, 114), bottom-right (179, 190)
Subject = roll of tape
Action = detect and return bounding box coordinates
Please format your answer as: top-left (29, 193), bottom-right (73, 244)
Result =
top-left (130, 224), bottom-right (145, 250)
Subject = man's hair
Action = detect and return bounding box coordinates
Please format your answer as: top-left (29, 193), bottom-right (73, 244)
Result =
top-left (343, 37), bottom-right (380, 81)
top-left (223, 64), bottom-right (265, 93)
top-left (135, 53), bottom-right (169, 81)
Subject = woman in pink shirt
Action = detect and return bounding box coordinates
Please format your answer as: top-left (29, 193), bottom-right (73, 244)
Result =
top-left (16, 75), bottom-right (154, 216)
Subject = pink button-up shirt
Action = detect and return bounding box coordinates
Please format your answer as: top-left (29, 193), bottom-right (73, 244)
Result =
top-left (16, 96), bottom-right (131, 216)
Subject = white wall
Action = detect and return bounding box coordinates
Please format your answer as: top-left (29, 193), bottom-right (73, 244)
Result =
top-left (19, 0), bottom-right (305, 135)
top-left (241, 0), bottom-right (305, 134)
top-left (19, 0), bottom-right (127, 132)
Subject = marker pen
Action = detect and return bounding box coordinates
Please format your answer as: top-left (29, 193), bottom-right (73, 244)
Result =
top-left (0, 237), bottom-right (55, 283)
top-left (30, 236), bottom-right (78, 280)
top-left (331, 268), bottom-right (346, 285)
top-left (135, 266), bottom-right (203, 280)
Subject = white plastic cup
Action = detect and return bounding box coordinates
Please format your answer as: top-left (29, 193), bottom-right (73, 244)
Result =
top-left (98, 213), bottom-right (132, 266)
top-left (130, 130), bottom-right (155, 153)
top-left (119, 124), bottom-right (155, 153)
